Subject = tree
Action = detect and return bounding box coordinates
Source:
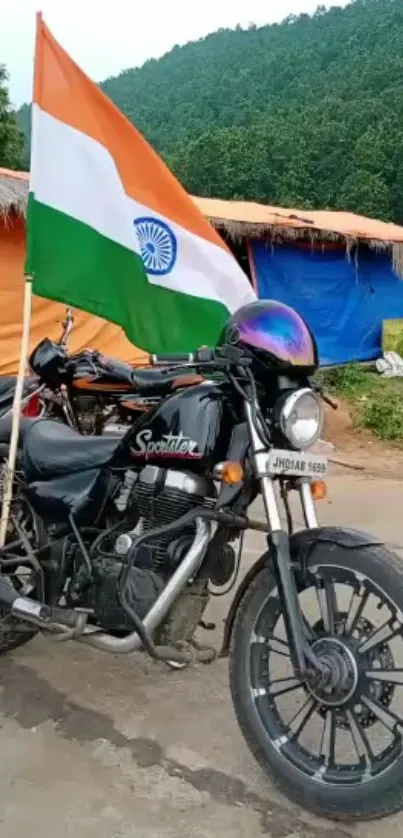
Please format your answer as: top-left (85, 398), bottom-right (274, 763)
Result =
top-left (16, 0), bottom-right (403, 220)
top-left (0, 65), bottom-right (23, 169)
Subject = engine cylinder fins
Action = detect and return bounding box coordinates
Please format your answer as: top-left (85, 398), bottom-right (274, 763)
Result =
top-left (138, 464), bottom-right (212, 497)
top-left (130, 465), bottom-right (214, 574)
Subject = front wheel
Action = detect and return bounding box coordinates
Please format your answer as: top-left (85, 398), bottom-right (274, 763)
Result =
top-left (230, 540), bottom-right (403, 821)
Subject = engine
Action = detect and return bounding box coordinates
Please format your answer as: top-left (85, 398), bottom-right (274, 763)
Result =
top-left (66, 465), bottom-right (214, 637)
top-left (119, 465), bottom-right (213, 570)
top-left (72, 393), bottom-right (111, 435)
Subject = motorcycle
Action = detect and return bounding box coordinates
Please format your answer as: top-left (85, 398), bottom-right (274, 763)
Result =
top-left (0, 375), bottom-right (44, 421)
top-left (0, 298), bottom-right (402, 821)
top-left (0, 375), bottom-right (44, 459)
top-left (30, 308), bottom-right (203, 434)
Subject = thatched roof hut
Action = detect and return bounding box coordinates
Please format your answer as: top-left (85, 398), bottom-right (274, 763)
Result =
top-left (194, 195), bottom-right (403, 278)
top-left (2, 166), bottom-right (403, 270)
top-left (0, 168), bottom-right (29, 217)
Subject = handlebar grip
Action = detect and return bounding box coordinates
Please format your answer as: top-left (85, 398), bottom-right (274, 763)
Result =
top-left (151, 352), bottom-right (195, 365)
top-left (151, 348), bottom-right (216, 365)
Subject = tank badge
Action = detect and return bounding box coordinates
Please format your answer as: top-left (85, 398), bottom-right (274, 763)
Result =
top-left (130, 429), bottom-right (202, 459)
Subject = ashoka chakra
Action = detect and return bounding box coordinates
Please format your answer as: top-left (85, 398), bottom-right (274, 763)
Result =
top-left (134, 216), bottom-right (177, 276)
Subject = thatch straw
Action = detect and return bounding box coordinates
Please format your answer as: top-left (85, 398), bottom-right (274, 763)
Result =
top-left (0, 171), bottom-right (28, 218)
top-left (1, 170), bottom-right (403, 276)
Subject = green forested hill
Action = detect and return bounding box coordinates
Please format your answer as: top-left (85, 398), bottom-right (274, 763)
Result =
top-left (17, 0), bottom-right (403, 221)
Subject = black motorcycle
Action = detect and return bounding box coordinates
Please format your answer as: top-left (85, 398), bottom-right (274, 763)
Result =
top-left (30, 308), bottom-right (203, 434)
top-left (0, 299), bottom-right (402, 822)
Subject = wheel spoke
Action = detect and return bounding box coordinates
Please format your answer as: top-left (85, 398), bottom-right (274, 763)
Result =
top-left (345, 708), bottom-right (373, 766)
top-left (366, 668), bottom-right (403, 685)
top-left (358, 619), bottom-right (401, 655)
top-left (302, 613), bottom-right (315, 640)
top-left (268, 676), bottom-right (302, 698)
top-left (267, 635), bottom-right (290, 658)
top-left (361, 694), bottom-right (403, 734)
top-left (251, 633), bottom-right (291, 658)
top-left (319, 708), bottom-right (336, 766)
top-left (317, 579), bottom-right (338, 634)
top-left (290, 697), bottom-right (317, 739)
top-left (344, 588), bottom-right (369, 636)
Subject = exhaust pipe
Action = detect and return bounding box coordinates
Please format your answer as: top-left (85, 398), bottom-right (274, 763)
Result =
top-left (0, 517), bottom-right (211, 654)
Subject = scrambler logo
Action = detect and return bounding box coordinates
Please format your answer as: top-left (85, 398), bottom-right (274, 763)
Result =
top-left (130, 429), bottom-right (202, 459)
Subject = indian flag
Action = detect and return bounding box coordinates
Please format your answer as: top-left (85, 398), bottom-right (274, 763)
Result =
top-left (26, 15), bottom-right (256, 353)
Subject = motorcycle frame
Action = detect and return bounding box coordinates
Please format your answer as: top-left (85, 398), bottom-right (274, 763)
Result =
top-left (0, 378), bottom-right (327, 673)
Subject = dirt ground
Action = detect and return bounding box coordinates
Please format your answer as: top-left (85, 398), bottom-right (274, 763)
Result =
top-left (323, 400), bottom-right (403, 478)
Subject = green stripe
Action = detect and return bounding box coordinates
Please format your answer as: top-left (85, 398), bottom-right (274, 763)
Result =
top-left (25, 197), bottom-right (229, 353)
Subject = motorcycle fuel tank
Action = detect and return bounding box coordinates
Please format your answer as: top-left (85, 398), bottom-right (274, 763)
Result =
top-left (126, 382), bottom-right (230, 473)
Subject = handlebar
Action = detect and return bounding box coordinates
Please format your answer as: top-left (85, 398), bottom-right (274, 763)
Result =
top-left (151, 348), bottom-right (216, 365)
top-left (59, 307), bottom-right (75, 347)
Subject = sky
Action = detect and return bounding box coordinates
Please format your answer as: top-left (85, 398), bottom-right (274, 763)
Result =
top-left (1, 0), bottom-right (350, 107)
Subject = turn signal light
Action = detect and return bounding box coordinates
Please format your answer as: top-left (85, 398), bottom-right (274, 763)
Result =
top-left (214, 461), bottom-right (244, 484)
top-left (311, 480), bottom-right (327, 500)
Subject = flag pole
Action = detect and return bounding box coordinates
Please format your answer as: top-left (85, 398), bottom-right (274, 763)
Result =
top-left (0, 278), bottom-right (33, 548)
top-left (0, 12), bottom-right (41, 547)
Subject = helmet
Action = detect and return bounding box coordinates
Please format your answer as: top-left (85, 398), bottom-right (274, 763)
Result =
top-left (218, 300), bottom-right (318, 374)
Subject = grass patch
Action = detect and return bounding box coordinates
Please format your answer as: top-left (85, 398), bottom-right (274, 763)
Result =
top-left (318, 364), bottom-right (374, 396)
top-left (318, 364), bottom-right (403, 442)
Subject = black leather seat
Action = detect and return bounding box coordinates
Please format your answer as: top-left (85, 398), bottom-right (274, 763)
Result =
top-left (0, 416), bottom-right (39, 446)
top-left (22, 419), bottom-right (122, 481)
top-left (0, 376), bottom-right (17, 396)
top-left (130, 368), bottom-right (198, 397)
top-left (74, 353), bottom-right (198, 396)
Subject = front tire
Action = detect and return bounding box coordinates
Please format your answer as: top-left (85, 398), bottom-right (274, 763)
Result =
top-left (230, 541), bottom-right (403, 821)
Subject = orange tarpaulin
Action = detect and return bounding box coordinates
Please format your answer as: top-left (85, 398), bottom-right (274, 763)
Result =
top-left (193, 196), bottom-right (403, 243)
top-left (0, 215), bottom-right (149, 374)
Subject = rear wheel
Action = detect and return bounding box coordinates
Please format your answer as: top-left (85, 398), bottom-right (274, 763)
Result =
top-left (230, 541), bottom-right (403, 821)
top-left (0, 492), bottom-right (45, 655)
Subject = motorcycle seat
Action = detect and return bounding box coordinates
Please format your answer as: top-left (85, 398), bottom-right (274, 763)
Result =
top-left (0, 375), bottom-right (38, 411)
top-left (0, 376), bottom-right (17, 396)
top-left (0, 416), bottom-right (40, 446)
top-left (129, 368), bottom-right (202, 396)
top-left (21, 419), bottom-right (122, 481)
top-left (0, 375), bottom-right (38, 395)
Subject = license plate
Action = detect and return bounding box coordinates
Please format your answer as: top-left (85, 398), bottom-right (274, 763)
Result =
top-left (266, 449), bottom-right (328, 477)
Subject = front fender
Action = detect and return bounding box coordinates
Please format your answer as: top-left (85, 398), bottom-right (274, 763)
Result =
top-left (220, 526), bottom-right (383, 657)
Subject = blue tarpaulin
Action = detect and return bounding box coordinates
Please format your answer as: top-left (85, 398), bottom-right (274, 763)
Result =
top-left (252, 242), bottom-right (403, 365)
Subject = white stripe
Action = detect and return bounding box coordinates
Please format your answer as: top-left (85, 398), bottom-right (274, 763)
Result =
top-left (31, 106), bottom-right (256, 312)
top-left (30, 105), bottom-right (141, 256)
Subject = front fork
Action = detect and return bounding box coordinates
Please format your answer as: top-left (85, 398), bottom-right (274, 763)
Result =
top-left (245, 402), bottom-right (318, 679)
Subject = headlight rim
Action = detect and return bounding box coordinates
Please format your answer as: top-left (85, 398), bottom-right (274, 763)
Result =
top-left (279, 387), bottom-right (323, 450)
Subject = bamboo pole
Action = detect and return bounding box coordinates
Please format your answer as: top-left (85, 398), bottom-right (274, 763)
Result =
top-left (0, 279), bottom-right (33, 548)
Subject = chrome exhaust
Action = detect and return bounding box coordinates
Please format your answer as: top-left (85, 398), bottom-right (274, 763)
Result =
top-left (3, 517), bottom-right (211, 654)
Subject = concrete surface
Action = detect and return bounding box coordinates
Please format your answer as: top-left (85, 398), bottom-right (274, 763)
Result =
top-left (1, 473), bottom-right (403, 837)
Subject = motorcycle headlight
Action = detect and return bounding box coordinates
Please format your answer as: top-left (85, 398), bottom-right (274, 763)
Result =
top-left (279, 388), bottom-right (323, 450)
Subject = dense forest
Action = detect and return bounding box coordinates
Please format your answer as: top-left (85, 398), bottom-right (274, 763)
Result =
top-left (14, 0), bottom-right (403, 222)
top-left (0, 65), bottom-right (23, 169)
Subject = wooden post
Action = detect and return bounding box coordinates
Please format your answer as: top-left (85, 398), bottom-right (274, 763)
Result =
top-left (0, 278), bottom-right (33, 547)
